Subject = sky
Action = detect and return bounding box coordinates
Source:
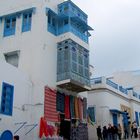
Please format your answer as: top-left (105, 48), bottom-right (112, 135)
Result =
top-left (72, 0), bottom-right (140, 77)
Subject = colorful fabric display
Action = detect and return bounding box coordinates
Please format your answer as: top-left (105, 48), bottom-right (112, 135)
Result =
top-left (65, 95), bottom-right (70, 119)
top-left (83, 98), bottom-right (87, 119)
top-left (39, 117), bottom-right (49, 138)
top-left (44, 86), bottom-right (58, 122)
top-left (74, 97), bottom-right (79, 119)
top-left (56, 91), bottom-right (65, 113)
top-left (70, 95), bottom-right (75, 119)
top-left (78, 98), bottom-right (83, 120)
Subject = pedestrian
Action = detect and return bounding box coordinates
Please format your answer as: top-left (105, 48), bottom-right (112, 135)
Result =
top-left (118, 124), bottom-right (122, 140)
top-left (113, 125), bottom-right (118, 140)
top-left (131, 122), bottom-right (134, 138)
top-left (138, 126), bottom-right (140, 140)
top-left (107, 124), bottom-right (113, 140)
top-left (13, 135), bottom-right (19, 140)
top-left (124, 124), bottom-right (129, 139)
top-left (102, 126), bottom-right (108, 140)
top-left (97, 125), bottom-right (103, 140)
top-left (133, 121), bottom-right (138, 138)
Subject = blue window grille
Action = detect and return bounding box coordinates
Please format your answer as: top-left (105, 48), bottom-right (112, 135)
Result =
top-left (57, 39), bottom-right (90, 86)
top-left (0, 82), bottom-right (14, 116)
top-left (3, 16), bottom-right (16, 37)
top-left (22, 12), bottom-right (32, 32)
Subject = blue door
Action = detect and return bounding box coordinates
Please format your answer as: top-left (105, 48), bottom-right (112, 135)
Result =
top-left (112, 113), bottom-right (118, 126)
top-left (0, 130), bottom-right (13, 140)
top-left (135, 111), bottom-right (139, 126)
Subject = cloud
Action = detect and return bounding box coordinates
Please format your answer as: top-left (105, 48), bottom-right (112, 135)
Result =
top-left (73, 0), bottom-right (140, 77)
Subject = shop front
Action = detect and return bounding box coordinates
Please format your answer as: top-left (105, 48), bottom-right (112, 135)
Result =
top-left (39, 86), bottom-right (88, 140)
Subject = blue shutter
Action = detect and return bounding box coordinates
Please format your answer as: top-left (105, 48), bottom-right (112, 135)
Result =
top-left (4, 16), bottom-right (16, 36)
top-left (0, 82), bottom-right (14, 116)
top-left (22, 12), bottom-right (32, 32)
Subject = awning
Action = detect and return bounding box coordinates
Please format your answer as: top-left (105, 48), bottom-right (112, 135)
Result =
top-left (110, 109), bottom-right (124, 114)
top-left (70, 16), bottom-right (93, 31)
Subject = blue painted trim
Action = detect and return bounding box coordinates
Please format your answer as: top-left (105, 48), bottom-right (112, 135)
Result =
top-left (110, 109), bottom-right (124, 114)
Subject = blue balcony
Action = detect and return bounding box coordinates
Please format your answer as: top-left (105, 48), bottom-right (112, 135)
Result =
top-left (58, 1), bottom-right (87, 23)
top-left (57, 39), bottom-right (90, 92)
top-left (46, 1), bottom-right (93, 43)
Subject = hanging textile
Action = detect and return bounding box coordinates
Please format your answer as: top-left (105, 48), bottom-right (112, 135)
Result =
top-left (65, 95), bottom-right (70, 119)
top-left (44, 86), bottom-right (58, 122)
top-left (70, 95), bottom-right (75, 119)
top-left (56, 91), bottom-right (65, 113)
top-left (83, 98), bottom-right (87, 119)
top-left (60, 120), bottom-right (71, 140)
top-left (74, 97), bottom-right (79, 119)
top-left (39, 117), bottom-right (49, 138)
top-left (78, 98), bottom-right (83, 120)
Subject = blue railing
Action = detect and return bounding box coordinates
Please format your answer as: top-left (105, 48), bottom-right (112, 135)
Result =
top-left (57, 24), bottom-right (88, 43)
top-left (106, 79), bottom-right (118, 90)
top-left (119, 86), bottom-right (128, 94)
top-left (133, 91), bottom-right (138, 98)
top-left (90, 77), bottom-right (102, 84)
top-left (90, 77), bottom-right (140, 100)
top-left (70, 25), bottom-right (88, 43)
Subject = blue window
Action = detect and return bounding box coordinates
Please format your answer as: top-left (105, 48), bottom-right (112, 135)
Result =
top-left (0, 82), bottom-right (14, 116)
top-left (88, 107), bottom-right (96, 123)
top-left (22, 12), bottom-right (32, 32)
top-left (4, 16), bottom-right (16, 37)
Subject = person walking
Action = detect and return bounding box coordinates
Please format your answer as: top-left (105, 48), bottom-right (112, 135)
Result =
top-left (133, 121), bottom-right (138, 138)
top-left (102, 126), bottom-right (108, 140)
top-left (107, 124), bottom-right (113, 140)
top-left (97, 125), bottom-right (103, 140)
top-left (118, 124), bottom-right (122, 140)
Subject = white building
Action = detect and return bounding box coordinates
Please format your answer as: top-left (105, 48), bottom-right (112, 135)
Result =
top-left (88, 71), bottom-right (140, 140)
top-left (0, 0), bottom-right (92, 140)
